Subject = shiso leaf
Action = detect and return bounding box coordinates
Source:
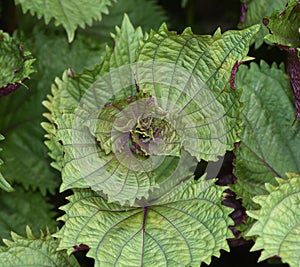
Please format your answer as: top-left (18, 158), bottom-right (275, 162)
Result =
top-left (247, 173), bottom-right (300, 267)
top-left (238, 0), bottom-right (286, 49)
top-left (0, 30), bottom-right (35, 96)
top-left (264, 0), bottom-right (300, 48)
top-left (55, 176), bottom-right (233, 267)
top-left (232, 61), bottom-right (300, 232)
top-left (15, 0), bottom-right (116, 42)
top-left (43, 16), bottom-right (259, 205)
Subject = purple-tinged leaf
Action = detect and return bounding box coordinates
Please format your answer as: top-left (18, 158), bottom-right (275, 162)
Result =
top-left (0, 31), bottom-right (35, 97)
top-left (0, 83), bottom-right (21, 97)
top-left (238, 0), bottom-right (286, 49)
top-left (287, 48), bottom-right (300, 121)
top-left (230, 61), bottom-right (243, 90)
top-left (264, 1), bottom-right (300, 48)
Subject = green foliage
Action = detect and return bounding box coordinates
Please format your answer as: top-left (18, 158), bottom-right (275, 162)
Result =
top-left (1, 0), bottom-right (299, 266)
top-left (238, 0), bottom-right (286, 48)
top-left (0, 20), bottom-right (106, 194)
top-left (0, 135), bottom-right (12, 192)
top-left (0, 87), bottom-right (60, 194)
top-left (0, 227), bottom-right (80, 266)
top-left (43, 16), bottom-right (258, 206)
top-left (42, 14), bottom-right (143, 171)
top-left (83, 0), bottom-right (167, 43)
top-left (264, 0), bottom-right (300, 47)
top-left (0, 30), bottom-right (35, 94)
top-left (137, 24), bottom-right (259, 161)
top-left (232, 61), bottom-right (300, 212)
top-left (56, 177), bottom-right (233, 267)
top-left (0, 185), bottom-right (57, 241)
top-left (15, 0), bottom-right (116, 42)
top-left (247, 173), bottom-right (300, 267)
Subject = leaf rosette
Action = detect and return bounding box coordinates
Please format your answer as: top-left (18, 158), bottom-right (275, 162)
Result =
top-left (44, 17), bottom-right (259, 206)
top-left (59, 61), bottom-right (226, 206)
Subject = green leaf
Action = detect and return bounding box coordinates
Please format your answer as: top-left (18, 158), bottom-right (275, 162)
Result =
top-left (264, 0), bottom-right (300, 48)
top-left (0, 226), bottom-right (80, 266)
top-left (0, 135), bottom-right (13, 192)
top-left (247, 173), bottom-right (300, 267)
top-left (55, 177), bottom-right (233, 267)
top-left (0, 185), bottom-right (57, 242)
top-left (137, 24), bottom-right (260, 161)
top-left (15, 0), bottom-right (116, 42)
top-left (238, 0), bottom-right (286, 49)
top-left (232, 61), bottom-right (300, 211)
top-left (0, 30), bottom-right (35, 96)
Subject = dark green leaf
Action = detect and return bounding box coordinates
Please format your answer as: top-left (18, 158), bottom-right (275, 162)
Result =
top-left (232, 61), bottom-right (300, 212)
top-left (15, 0), bottom-right (117, 42)
top-left (0, 227), bottom-right (80, 266)
top-left (0, 185), bottom-right (57, 241)
top-left (0, 30), bottom-right (35, 96)
top-left (264, 0), bottom-right (300, 48)
top-left (247, 173), bottom-right (300, 267)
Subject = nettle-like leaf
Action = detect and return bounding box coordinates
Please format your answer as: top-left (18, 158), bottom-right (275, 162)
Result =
top-left (0, 227), bottom-right (80, 266)
top-left (0, 30), bottom-right (35, 97)
top-left (55, 177), bottom-right (233, 267)
top-left (44, 15), bottom-right (259, 205)
top-left (15, 0), bottom-right (116, 42)
top-left (232, 61), bottom-right (300, 212)
top-left (0, 135), bottom-right (12, 192)
top-left (247, 173), bottom-right (300, 267)
top-left (238, 0), bottom-right (286, 48)
top-left (264, 0), bottom-right (300, 48)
